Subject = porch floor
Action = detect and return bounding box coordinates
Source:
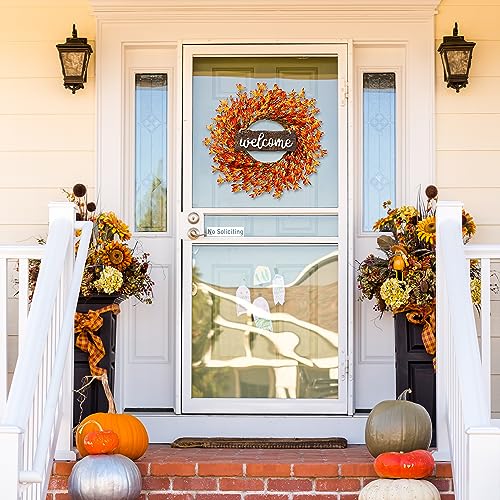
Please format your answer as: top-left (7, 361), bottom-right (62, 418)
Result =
top-left (48, 445), bottom-right (454, 499)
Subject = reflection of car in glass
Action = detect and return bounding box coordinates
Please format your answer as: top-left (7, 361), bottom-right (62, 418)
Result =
top-left (192, 250), bottom-right (339, 400)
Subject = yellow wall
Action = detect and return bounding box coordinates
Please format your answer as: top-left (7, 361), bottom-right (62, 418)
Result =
top-left (435, 0), bottom-right (500, 244)
top-left (0, 0), bottom-right (96, 244)
top-left (435, 0), bottom-right (500, 418)
top-left (1, 0), bottom-right (499, 410)
top-left (3, 0), bottom-right (496, 244)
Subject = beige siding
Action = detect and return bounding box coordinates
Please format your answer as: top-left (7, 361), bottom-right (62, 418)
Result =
top-left (436, 1), bottom-right (500, 416)
top-left (0, 0), bottom-right (96, 244)
top-left (2, 0), bottom-right (499, 415)
top-left (436, 0), bottom-right (500, 244)
top-left (0, 0), bottom-right (96, 387)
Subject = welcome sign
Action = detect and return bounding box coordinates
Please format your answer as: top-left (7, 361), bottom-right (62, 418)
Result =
top-left (234, 129), bottom-right (297, 153)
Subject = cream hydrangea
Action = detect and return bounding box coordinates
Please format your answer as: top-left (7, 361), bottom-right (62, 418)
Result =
top-left (470, 278), bottom-right (481, 305)
top-left (94, 266), bottom-right (123, 294)
top-left (380, 277), bottom-right (410, 310)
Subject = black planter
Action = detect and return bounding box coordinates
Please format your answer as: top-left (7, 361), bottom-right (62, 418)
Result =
top-left (394, 312), bottom-right (436, 447)
top-left (73, 295), bottom-right (119, 429)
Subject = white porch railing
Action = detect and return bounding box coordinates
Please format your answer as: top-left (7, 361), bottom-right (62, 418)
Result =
top-left (0, 202), bottom-right (92, 500)
top-left (436, 202), bottom-right (500, 500)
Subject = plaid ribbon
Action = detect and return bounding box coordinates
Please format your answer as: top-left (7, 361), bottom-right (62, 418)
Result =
top-left (403, 305), bottom-right (436, 370)
top-left (75, 304), bottom-right (120, 376)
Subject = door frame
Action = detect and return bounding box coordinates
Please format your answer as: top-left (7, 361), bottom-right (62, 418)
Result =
top-left (178, 42), bottom-right (352, 415)
top-left (92, 0), bottom-right (438, 441)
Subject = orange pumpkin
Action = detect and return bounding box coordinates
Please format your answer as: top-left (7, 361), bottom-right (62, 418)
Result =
top-left (83, 427), bottom-right (119, 455)
top-left (76, 374), bottom-right (149, 460)
top-left (374, 450), bottom-right (435, 479)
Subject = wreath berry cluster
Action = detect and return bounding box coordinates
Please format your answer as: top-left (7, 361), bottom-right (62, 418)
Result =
top-left (204, 82), bottom-right (327, 198)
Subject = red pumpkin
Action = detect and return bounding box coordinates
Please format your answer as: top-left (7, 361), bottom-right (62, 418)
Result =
top-left (374, 450), bottom-right (435, 479)
top-left (83, 428), bottom-right (120, 455)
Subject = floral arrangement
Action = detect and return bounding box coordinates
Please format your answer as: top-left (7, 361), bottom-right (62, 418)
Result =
top-left (204, 82), bottom-right (327, 199)
top-left (30, 184), bottom-right (154, 304)
top-left (356, 185), bottom-right (478, 357)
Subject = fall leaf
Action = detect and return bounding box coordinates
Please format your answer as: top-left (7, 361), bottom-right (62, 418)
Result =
top-left (204, 82), bottom-right (328, 198)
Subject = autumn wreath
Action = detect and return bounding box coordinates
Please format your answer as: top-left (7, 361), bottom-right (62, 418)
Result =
top-left (204, 82), bottom-right (327, 199)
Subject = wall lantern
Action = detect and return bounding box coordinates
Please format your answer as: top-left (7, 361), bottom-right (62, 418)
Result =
top-left (56, 24), bottom-right (93, 94)
top-left (437, 22), bottom-right (476, 93)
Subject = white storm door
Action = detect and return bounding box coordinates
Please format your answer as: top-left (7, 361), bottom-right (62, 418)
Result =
top-left (181, 44), bottom-right (349, 414)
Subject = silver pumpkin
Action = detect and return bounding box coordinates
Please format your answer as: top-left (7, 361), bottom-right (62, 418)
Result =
top-left (68, 454), bottom-right (142, 500)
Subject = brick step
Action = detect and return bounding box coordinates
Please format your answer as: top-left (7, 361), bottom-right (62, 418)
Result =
top-left (47, 445), bottom-right (454, 500)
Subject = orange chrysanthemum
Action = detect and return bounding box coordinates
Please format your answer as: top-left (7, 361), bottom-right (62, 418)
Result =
top-left (100, 241), bottom-right (132, 271)
top-left (204, 82), bottom-right (327, 199)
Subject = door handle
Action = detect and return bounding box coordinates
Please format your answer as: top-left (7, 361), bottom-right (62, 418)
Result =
top-left (187, 227), bottom-right (206, 240)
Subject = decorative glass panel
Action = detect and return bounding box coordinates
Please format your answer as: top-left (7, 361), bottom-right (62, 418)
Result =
top-left (135, 74), bottom-right (168, 232)
top-left (191, 244), bottom-right (339, 399)
top-left (362, 73), bottom-right (396, 231)
top-left (192, 56), bottom-right (338, 209)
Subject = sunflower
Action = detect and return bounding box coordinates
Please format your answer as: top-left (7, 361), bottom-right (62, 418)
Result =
top-left (100, 241), bottom-right (132, 271)
top-left (98, 212), bottom-right (132, 241)
top-left (416, 216), bottom-right (436, 246)
top-left (462, 210), bottom-right (476, 241)
top-left (396, 205), bottom-right (419, 221)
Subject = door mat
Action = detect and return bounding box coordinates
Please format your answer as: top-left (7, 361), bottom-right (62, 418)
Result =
top-left (171, 437), bottom-right (348, 449)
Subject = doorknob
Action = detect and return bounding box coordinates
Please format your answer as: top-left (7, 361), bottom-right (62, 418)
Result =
top-left (187, 227), bottom-right (206, 240)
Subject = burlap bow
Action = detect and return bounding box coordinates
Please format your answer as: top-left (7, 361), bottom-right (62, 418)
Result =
top-left (74, 304), bottom-right (120, 376)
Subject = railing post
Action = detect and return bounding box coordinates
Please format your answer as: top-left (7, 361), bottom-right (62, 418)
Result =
top-left (435, 201), bottom-right (463, 461)
top-left (49, 203), bottom-right (77, 460)
top-left (467, 427), bottom-right (500, 499)
top-left (0, 426), bottom-right (23, 499)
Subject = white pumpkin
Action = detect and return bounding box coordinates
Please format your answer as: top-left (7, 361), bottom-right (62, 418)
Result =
top-left (359, 479), bottom-right (440, 500)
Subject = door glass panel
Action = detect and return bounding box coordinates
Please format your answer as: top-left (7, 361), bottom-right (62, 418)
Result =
top-left (135, 73), bottom-right (168, 232)
top-left (362, 72), bottom-right (396, 231)
top-left (204, 215), bottom-right (338, 237)
top-left (192, 56), bottom-right (338, 209)
top-left (191, 245), bottom-right (339, 399)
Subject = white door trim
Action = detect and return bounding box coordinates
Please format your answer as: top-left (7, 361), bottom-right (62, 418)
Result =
top-left (90, 0), bottom-right (441, 21)
top-left (91, 4), bottom-right (436, 441)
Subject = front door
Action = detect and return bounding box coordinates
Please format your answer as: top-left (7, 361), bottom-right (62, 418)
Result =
top-left (181, 44), bottom-right (349, 414)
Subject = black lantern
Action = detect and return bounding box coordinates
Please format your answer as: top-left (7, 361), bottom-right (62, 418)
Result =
top-left (56, 24), bottom-right (93, 94)
top-left (437, 22), bottom-right (476, 93)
